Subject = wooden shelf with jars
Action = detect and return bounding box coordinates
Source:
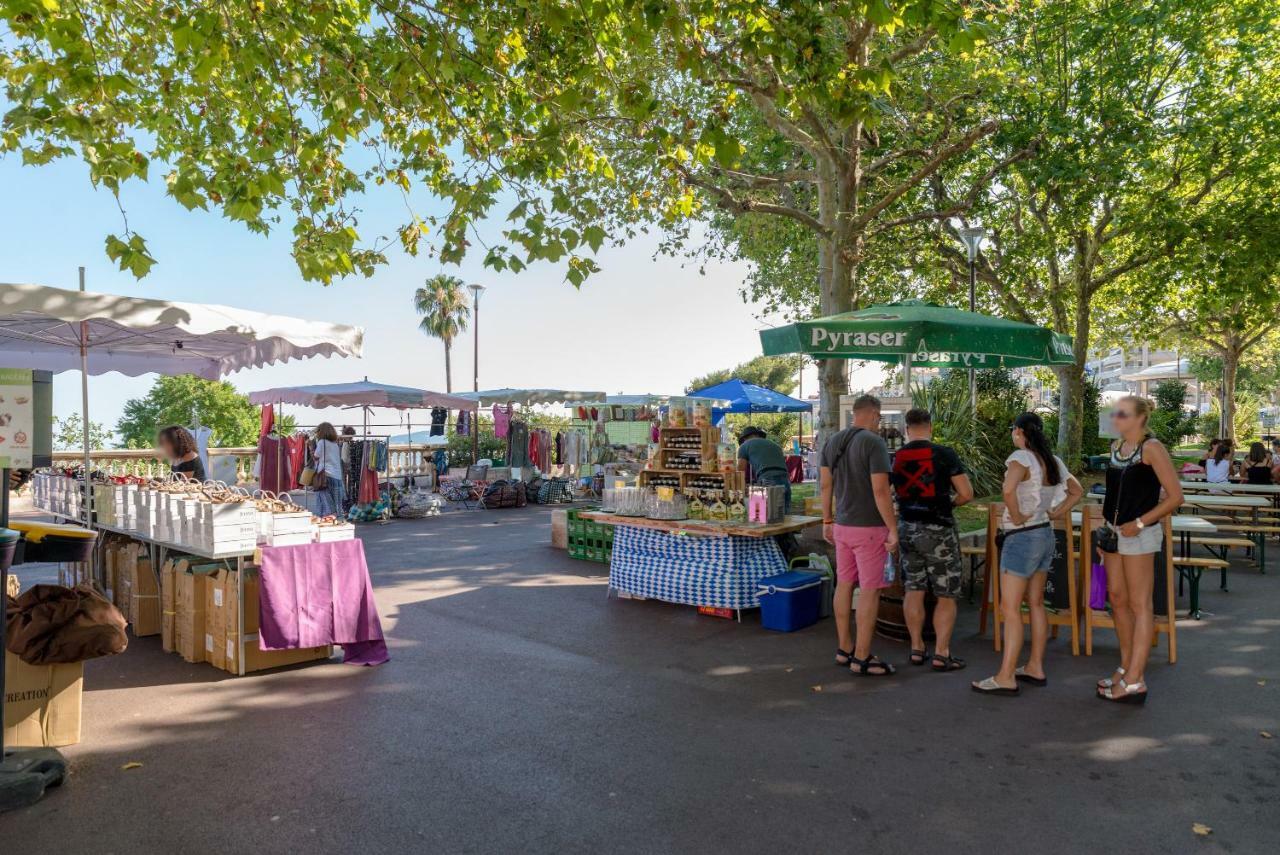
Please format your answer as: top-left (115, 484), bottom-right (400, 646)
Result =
top-left (638, 469), bottom-right (744, 492)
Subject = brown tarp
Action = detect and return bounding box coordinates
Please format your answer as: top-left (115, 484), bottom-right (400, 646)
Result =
top-left (6, 584), bottom-right (128, 666)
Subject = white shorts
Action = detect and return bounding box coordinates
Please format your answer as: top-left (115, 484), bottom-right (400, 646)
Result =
top-left (1112, 523), bottom-right (1163, 556)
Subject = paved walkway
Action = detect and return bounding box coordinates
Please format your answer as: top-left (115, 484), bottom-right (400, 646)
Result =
top-left (5, 506), bottom-right (1279, 853)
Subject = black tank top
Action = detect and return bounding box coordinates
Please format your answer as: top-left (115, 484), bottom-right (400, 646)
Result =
top-left (1102, 440), bottom-right (1161, 525)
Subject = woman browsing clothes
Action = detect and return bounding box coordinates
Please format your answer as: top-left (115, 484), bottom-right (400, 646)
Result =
top-left (972, 412), bottom-right (1082, 697)
top-left (158, 425), bottom-right (205, 482)
top-left (1095, 396), bottom-right (1183, 705)
top-left (311, 422), bottom-right (345, 517)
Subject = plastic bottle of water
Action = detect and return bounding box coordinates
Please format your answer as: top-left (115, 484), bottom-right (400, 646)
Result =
top-left (882, 552), bottom-right (896, 585)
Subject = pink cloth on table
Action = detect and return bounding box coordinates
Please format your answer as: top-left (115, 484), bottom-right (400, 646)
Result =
top-left (257, 540), bottom-right (390, 666)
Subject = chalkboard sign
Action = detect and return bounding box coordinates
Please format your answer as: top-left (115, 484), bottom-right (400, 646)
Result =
top-left (1045, 528), bottom-right (1072, 611)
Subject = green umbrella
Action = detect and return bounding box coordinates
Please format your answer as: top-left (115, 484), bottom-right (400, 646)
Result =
top-left (759, 300), bottom-right (1074, 369)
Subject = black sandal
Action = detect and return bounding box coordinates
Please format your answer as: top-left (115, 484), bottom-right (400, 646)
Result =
top-left (849, 655), bottom-right (896, 677)
top-left (835, 648), bottom-right (853, 667)
top-left (931, 654), bottom-right (966, 672)
top-left (909, 649), bottom-right (928, 666)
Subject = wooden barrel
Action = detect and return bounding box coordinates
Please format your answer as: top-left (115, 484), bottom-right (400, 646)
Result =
top-left (874, 577), bottom-right (936, 642)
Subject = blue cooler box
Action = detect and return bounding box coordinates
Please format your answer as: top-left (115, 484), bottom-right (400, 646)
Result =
top-left (757, 570), bottom-right (824, 632)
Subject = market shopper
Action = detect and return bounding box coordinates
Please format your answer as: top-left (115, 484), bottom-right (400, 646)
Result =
top-left (738, 426), bottom-right (791, 512)
top-left (158, 425), bottom-right (205, 481)
top-left (890, 408), bottom-right (974, 671)
top-left (312, 422), bottom-right (345, 517)
top-left (972, 412), bottom-right (1082, 696)
top-left (821, 394), bottom-right (898, 677)
top-left (1095, 397), bottom-right (1183, 705)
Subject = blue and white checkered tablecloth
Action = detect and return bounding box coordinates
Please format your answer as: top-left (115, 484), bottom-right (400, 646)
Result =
top-left (608, 524), bottom-right (786, 609)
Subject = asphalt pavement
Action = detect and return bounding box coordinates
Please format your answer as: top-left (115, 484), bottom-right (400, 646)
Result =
top-left (4, 505), bottom-right (1278, 854)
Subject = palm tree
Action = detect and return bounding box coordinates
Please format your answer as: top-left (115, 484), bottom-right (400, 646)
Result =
top-left (413, 274), bottom-right (472, 392)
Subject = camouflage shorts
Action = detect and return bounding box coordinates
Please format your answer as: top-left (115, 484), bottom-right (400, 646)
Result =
top-left (898, 520), bottom-right (963, 599)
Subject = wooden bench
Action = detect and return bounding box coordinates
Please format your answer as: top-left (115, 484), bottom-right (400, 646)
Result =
top-left (1172, 555), bottom-right (1230, 617)
top-left (1212, 524), bottom-right (1280, 569)
top-left (1189, 535), bottom-right (1257, 568)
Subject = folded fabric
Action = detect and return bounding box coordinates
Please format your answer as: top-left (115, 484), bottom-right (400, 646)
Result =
top-left (6, 583), bottom-right (128, 665)
top-left (257, 540), bottom-right (389, 666)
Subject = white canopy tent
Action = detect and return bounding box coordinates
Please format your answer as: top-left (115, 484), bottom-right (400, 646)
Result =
top-left (0, 277), bottom-right (364, 505)
top-left (455, 388), bottom-right (607, 407)
top-left (246, 380), bottom-right (475, 411)
top-left (0, 277), bottom-right (363, 788)
top-left (245, 380), bottom-right (477, 460)
top-left (602, 393), bottom-right (732, 408)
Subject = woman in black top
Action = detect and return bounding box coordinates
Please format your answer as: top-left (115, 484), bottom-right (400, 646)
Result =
top-left (1097, 396), bottom-right (1183, 705)
top-left (158, 425), bottom-right (206, 481)
top-left (1244, 442), bottom-right (1273, 485)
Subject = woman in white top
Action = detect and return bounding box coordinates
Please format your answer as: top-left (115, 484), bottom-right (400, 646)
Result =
top-left (1204, 439), bottom-right (1234, 489)
top-left (312, 422), bottom-right (345, 517)
top-left (973, 412), bottom-right (1082, 696)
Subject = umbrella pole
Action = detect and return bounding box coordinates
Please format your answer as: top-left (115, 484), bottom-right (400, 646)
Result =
top-left (79, 267), bottom-right (92, 530)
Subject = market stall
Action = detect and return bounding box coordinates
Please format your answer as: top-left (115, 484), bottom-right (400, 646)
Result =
top-left (245, 379), bottom-right (477, 515)
top-left (1, 282), bottom-right (380, 671)
top-left (572, 398), bottom-right (821, 619)
top-left (456, 387), bottom-right (607, 480)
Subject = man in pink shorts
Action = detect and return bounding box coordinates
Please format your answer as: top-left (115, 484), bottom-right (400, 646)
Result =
top-left (820, 395), bottom-right (898, 677)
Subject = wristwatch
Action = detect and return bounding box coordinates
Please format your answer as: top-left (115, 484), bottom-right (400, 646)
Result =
top-left (1135, 518), bottom-right (1145, 531)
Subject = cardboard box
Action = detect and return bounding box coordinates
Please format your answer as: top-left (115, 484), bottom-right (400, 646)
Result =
top-left (174, 561), bottom-right (206, 663)
top-left (161, 559), bottom-right (177, 653)
top-left (551, 509), bottom-right (568, 549)
top-left (4, 651), bottom-right (83, 748)
top-left (204, 568), bottom-right (229, 670)
top-left (129, 550), bottom-right (161, 637)
top-left (225, 635), bottom-right (331, 674)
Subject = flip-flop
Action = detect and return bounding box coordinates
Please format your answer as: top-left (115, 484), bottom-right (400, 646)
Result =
top-left (1014, 666), bottom-right (1047, 686)
top-left (971, 676), bottom-right (1019, 696)
top-left (931, 654), bottom-right (966, 672)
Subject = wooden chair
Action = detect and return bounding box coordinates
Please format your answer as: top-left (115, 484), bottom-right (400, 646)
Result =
top-left (989, 503), bottom-right (1080, 656)
top-left (1081, 505), bottom-right (1177, 663)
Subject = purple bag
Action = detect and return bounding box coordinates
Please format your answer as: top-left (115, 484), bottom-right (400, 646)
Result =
top-left (1089, 562), bottom-right (1108, 610)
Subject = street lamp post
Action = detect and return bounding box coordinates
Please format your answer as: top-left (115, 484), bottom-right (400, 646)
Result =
top-left (957, 226), bottom-right (986, 411)
top-left (467, 283), bottom-right (486, 463)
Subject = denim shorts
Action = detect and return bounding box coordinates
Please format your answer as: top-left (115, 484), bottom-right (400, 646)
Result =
top-left (1000, 524), bottom-right (1055, 578)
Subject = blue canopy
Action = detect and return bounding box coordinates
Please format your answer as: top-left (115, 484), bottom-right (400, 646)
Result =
top-left (688, 379), bottom-right (812, 419)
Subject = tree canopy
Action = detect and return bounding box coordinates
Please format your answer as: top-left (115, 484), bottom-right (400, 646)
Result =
top-left (116, 376), bottom-right (259, 449)
top-left (688, 355), bottom-right (802, 396)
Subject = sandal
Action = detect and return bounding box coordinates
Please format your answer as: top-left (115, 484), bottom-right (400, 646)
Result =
top-left (1097, 666), bottom-right (1125, 689)
top-left (835, 648), bottom-right (853, 668)
top-left (849, 655), bottom-right (896, 677)
top-left (931, 654), bottom-right (966, 672)
top-left (909, 649), bottom-right (928, 666)
top-left (1014, 666), bottom-right (1047, 686)
top-left (1097, 678), bottom-right (1147, 704)
top-left (970, 676), bottom-right (1019, 696)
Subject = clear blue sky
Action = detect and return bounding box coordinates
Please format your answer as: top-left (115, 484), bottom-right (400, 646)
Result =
top-left (0, 153), bottom-right (862, 440)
